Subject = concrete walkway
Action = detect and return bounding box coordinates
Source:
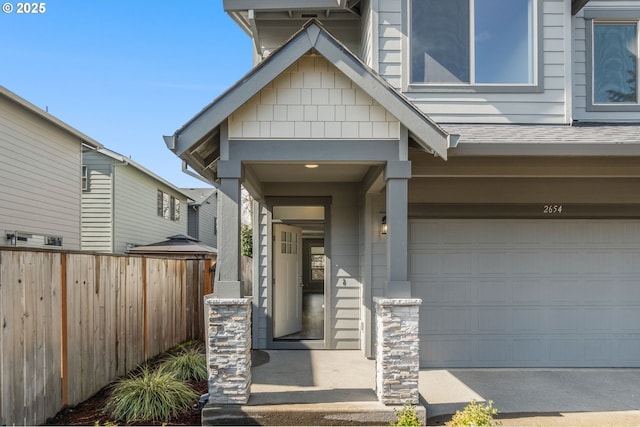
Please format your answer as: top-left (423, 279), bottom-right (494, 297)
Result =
top-left (204, 350), bottom-right (640, 425)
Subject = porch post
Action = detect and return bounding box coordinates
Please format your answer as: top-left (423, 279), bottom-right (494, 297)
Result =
top-left (204, 296), bottom-right (252, 406)
top-left (374, 297), bottom-right (421, 405)
top-left (375, 160), bottom-right (422, 407)
top-left (384, 160), bottom-right (411, 298)
top-left (215, 171), bottom-right (243, 298)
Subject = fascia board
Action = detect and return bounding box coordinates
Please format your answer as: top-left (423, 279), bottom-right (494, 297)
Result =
top-left (223, 0), bottom-right (341, 11)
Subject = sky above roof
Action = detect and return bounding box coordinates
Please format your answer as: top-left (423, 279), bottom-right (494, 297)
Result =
top-left (0, 0), bottom-right (252, 188)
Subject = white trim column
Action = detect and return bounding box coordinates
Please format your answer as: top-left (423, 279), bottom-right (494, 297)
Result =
top-left (384, 160), bottom-right (411, 298)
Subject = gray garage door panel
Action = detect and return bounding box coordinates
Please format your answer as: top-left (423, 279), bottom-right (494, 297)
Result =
top-left (409, 219), bottom-right (640, 368)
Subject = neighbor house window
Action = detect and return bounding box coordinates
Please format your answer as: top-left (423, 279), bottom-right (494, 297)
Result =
top-left (157, 190), bottom-right (180, 221)
top-left (82, 165), bottom-right (88, 191)
top-left (162, 193), bottom-right (170, 220)
top-left (591, 21), bottom-right (638, 107)
top-left (410, 0), bottom-right (535, 86)
top-left (171, 197), bottom-right (180, 221)
top-left (157, 190), bottom-right (164, 217)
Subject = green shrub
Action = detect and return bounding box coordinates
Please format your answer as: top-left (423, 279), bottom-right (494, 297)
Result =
top-left (241, 224), bottom-right (253, 257)
top-left (391, 404), bottom-right (421, 426)
top-left (446, 400), bottom-right (500, 427)
top-left (159, 347), bottom-right (207, 381)
top-left (104, 366), bottom-right (198, 423)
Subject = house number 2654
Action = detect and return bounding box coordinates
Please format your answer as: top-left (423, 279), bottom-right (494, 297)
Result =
top-left (543, 205), bottom-right (563, 214)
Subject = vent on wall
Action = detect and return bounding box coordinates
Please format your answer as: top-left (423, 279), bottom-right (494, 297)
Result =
top-left (4, 231), bottom-right (63, 248)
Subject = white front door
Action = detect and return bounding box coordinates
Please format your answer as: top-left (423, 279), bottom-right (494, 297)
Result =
top-left (273, 224), bottom-right (303, 338)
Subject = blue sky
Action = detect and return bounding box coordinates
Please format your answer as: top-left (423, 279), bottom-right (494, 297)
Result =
top-left (0, 0), bottom-right (252, 188)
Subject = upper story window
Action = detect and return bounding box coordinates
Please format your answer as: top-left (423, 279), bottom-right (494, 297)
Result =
top-left (588, 20), bottom-right (638, 110)
top-left (410, 0), bottom-right (536, 88)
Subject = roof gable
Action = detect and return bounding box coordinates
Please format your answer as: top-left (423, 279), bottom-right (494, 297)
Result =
top-left (166, 20), bottom-right (449, 163)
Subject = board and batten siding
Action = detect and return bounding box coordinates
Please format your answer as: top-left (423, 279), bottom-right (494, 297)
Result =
top-left (81, 151), bottom-right (114, 253)
top-left (0, 95), bottom-right (83, 250)
top-left (572, 1), bottom-right (640, 122)
top-left (254, 182), bottom-right (362, 350)
top-left (377, 0), bottom-right (570, 124)
top-left (112, 165), bottom-right (187, 254)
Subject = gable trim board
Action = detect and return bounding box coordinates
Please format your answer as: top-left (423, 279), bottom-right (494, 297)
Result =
top-left (165, 19), bottom-right (450, 173)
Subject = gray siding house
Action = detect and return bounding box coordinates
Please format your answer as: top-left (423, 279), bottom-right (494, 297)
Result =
top-left (166, 0), bottom-right (640, 369)
top-left (82, 148), bottom-right (190, 254)
top-left (0, 86), bottom-right (102, 251)
top-left (182, 188), bottom-right (218, 249)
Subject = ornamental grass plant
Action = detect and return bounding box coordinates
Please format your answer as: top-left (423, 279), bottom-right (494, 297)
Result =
top-left (104, 366), bottom-right (198, 423)
top-left (159, 347), bottom-right (207, 381)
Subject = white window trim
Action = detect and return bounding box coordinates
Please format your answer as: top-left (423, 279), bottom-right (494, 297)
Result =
top-left (586, 16), bottom-right (640, 112)
top-left (404, 0), bottom-right (543, 93)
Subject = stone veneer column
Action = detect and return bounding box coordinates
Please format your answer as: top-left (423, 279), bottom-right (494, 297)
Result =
top-left (205, 296), bottom-right (252, 405)
top-left (374, 297), bottom-right (421, 405)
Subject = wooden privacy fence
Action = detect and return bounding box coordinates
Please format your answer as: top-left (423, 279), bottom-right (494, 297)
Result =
top-left (0, 248), bottom-right (213, 426)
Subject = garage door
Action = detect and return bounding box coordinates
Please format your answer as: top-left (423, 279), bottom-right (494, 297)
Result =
top-left (409, 219), bottom-right (640, 368)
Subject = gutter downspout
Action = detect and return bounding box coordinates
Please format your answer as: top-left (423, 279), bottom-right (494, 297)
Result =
top-left (182, 160), bottom-right (217, 186)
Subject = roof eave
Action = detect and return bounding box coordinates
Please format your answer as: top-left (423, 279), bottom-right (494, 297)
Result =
top-left (97, 148), bottom-right (194, 199)
top-left (0, 85), bottom-right (103, 150)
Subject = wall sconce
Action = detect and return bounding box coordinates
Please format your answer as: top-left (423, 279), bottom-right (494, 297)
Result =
top-left (380, 215), bottom-right (387, 235)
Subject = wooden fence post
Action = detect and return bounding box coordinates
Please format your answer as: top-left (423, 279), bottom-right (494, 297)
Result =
top-left (142, 257), bottom-right (148, 361)
top-left (60, 253), bottom-right (68, 407)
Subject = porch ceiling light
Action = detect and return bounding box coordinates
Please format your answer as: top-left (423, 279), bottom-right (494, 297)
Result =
top-left (305, 164), bottom-right (319, 169)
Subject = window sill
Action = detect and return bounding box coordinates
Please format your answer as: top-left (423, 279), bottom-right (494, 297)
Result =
top-left (406, 83), bottom-right (543, 94)
top-left (586, 103), bottom-right (640, 113)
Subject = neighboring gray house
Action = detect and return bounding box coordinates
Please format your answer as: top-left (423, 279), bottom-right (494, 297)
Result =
top-left (181, 187), bottom-right (218, 249)
top-left (166, 0), bottom-right (640, 369)
top-left (0, 86), bottom-right (102, 251)
top-left (82, 148), bottom-right (190, 254)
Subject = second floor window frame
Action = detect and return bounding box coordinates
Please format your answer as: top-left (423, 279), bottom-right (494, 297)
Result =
top-left (585, 10), bottom-right (640, 112)
top-left (405, 0), bottom-right (543, 94)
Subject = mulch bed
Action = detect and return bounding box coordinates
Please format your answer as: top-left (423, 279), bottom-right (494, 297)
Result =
top-left (46, 379), bottom-right (208, 426)
top-left (46, 342), bottom-right (208, 426)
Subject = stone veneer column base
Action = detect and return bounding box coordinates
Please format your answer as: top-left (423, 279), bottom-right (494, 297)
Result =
top-left (374, 297), bottom-right (421, 405)
top-left (205, 296), bottom-right (252, 405)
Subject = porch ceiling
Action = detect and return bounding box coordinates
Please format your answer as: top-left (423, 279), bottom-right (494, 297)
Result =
top-left (246, 162), bottom-right (374, 183)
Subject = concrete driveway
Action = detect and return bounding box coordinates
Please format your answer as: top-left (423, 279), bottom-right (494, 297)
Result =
top-left (211, 351), bottom-right (640, 426)
top-left (421, 368), bottom-right (640, 425)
